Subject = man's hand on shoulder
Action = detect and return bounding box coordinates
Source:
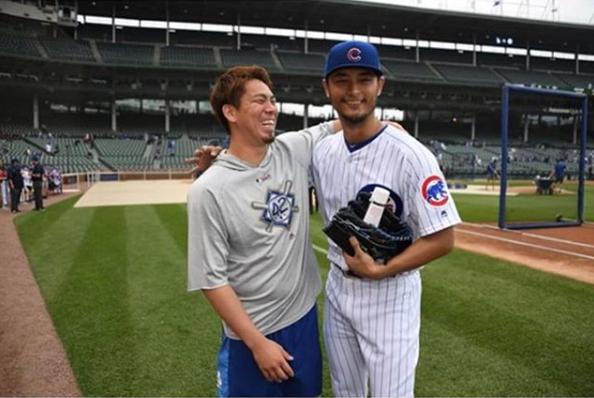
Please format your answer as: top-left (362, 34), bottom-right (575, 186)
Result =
top-left (185, 145), bottom-right (223, 173)
top-left (384, 121), bottom-right (408, 133)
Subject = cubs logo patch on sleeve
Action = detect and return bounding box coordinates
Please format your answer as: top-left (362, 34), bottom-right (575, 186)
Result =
top-left (421, 175), bottom-right (449, 206)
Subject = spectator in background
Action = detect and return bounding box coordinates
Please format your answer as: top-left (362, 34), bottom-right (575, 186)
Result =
top-left (31, 156), bottom-right (44, 211)
top-left (0, 160), bottom-right (8, 208)
top-left (48, 167), bottom-right (62, 194)
top-left (21, 166), bottom-right (33, 202)
top-left (485, 158), bottom-right (499, 191)
top-left (552, 158), bottom-right (566, 193)
top-left (7, 158), bottom-right (23, 213)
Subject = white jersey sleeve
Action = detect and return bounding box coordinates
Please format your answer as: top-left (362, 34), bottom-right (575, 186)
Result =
top-left (405, 144), bottom-right (461, 237)
top-left (187, 179), bottom-right (230, 292)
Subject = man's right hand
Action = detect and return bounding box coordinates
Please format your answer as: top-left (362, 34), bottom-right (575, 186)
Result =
top-left (250, 337), bottom-right (295, 383)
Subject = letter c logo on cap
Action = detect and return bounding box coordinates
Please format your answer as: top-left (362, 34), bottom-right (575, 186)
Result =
top-left (347, 47), bottom-right (362, 62)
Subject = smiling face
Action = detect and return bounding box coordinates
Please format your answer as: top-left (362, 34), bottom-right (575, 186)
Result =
top-left (223, 79), bottom-right (278, 145)
top-left (323, 67), bottom-right (385, 126)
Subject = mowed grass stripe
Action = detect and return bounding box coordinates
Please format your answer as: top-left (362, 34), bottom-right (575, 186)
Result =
top-left (123, 205), bottom-right (219, 396)
top-left (152, 203), bottom-right (188, 256)
top-left (15, 196), bottom-right (95, 301)
top-left (417, 250), bottom-right (594, 396)
top-left (49, 206), bottom-right (138, 396)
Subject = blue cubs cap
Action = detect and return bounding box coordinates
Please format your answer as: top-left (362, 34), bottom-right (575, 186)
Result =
top-left (324, 40), bottom-right (383, 78)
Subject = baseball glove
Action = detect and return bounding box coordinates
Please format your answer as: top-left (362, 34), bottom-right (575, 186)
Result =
top-left (323, 192), bottom-right (413, 263)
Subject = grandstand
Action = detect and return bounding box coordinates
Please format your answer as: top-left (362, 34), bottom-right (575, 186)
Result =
top-left (0, 1), bottom-right (592, 179)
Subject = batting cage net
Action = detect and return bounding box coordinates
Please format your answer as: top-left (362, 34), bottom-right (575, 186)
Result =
top-left (498, 84), bottom-right (588, 230)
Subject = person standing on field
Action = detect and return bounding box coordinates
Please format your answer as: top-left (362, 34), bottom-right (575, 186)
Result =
top-left (313, 41), bottom-right (461, 397)
top-left (187, 65), bottom-right (339, 397)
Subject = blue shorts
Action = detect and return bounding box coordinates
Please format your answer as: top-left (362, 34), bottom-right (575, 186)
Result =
top-left (217, 305), bottom-right (322, 397)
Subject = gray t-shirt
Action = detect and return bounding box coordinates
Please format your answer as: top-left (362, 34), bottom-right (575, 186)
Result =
top-left (187, 123), bottom-right (332, 339)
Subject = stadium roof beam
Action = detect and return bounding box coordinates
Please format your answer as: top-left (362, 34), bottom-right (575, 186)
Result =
top-left (76, 0), bottom-right (594, 53)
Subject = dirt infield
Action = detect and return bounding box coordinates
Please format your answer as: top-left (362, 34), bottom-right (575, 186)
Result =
top-left (456, 222), bottom-right (594, 285)
top-left (0, 192), bottom-right (81, 397)
top-left (74, 179), bottom-right (193, 208)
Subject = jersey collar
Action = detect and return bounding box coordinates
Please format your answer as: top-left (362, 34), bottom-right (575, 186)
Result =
top-left (344, 124), bottom-right (387, 153)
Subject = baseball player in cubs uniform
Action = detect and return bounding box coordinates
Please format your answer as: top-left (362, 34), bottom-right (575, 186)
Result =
top-left (187, 65), bottom-right (337, 397)
top-left (313, 41), bottom-right (461, 397)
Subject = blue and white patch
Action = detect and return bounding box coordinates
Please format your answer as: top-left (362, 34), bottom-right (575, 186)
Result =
top-left (252, 180), bottom-right (299, 231)
top-left (262, 191), bottom-right (296, 228)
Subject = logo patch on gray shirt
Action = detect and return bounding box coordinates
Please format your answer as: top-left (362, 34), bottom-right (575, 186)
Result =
top-left (252, 180), bottom-right (299, 230)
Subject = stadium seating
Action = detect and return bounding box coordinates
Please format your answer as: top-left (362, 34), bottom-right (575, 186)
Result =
top-left (41, 38), bottom-right (95, 62)
top-left (382, 60), bottom-right (442, 81)
top-left (276, 51), bottom-right (325, 74)
top-left (530, 57), bottom-right (575, 73)
top-left (433, 64), bottom-right (503, 84)
top-left (0, 33), bottom-right (40, 58)
top-left (495, 68), bottom-right (566, 87)
top-left (95, 138), bottom-right (147, 157)
top-left (554, 73), bottom-right (594, 89)
top-left (478, 53), bottom-right (526, 69)
top-left (160, 46), bottom-right (217, 68)
top-left (220, 49), bottom-right (280, 70)
top-left (97, 42), bottom-right (155, 65)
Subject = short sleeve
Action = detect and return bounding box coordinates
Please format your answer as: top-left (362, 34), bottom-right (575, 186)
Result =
top-left (405, 146), bottom-right (461, 237)
top-left (187, 180), bottom-right (230, 292)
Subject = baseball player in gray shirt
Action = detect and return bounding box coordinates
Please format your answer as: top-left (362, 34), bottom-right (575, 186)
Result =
top-left (187, 65), bottom-right (337, 397)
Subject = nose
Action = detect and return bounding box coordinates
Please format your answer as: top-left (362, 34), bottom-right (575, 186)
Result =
top-left (346, 81), bottom-right (361, 95)
top-left (264, 100), bottom-right (277, 114)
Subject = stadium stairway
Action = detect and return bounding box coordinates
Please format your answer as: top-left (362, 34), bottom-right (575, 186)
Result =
top-left (426, 62), bottom-right (446, 80)
top-left (89, 40), bottom-right (103, 63)
top-left (213, 47), bottom-right (223, 68)
top-left (270, 51), bottom-right (284, 71)
top-left (33, 41), bottom-right (48, 59)
top-left (143, 142), bottom-right (153, 159)
top-left (153, 45), bottom-right (160, 66)
top-left (22, 136), bottom-right (46, 154)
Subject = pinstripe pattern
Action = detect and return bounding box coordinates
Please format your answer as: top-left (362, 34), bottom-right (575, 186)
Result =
top-left (313, 125), bottom-right (460, 397)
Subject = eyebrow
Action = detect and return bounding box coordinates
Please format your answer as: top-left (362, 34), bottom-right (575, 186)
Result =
top-left (251, 93), bottom-right (276, 101)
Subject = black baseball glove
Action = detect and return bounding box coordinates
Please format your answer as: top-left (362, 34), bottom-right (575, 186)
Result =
top-left (323, 192), bottom-right (413, 263)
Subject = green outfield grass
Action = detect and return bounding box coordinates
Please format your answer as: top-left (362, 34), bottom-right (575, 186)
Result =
top-left (15, 193), bottom-right (594, 396)
top-left (453, 181), bottom-right (593, 223)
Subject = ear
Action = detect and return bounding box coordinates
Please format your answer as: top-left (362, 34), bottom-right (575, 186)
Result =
top-left (222, 104), bottom-right (237, 124)
top-left (377, 76), bottom-right (386, 97)
top-left (322, 79), bottom-right (330, 98)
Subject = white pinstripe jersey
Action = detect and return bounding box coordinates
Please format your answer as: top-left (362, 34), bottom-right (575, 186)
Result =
top-left (312, 124), bottom-right (461, 269)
